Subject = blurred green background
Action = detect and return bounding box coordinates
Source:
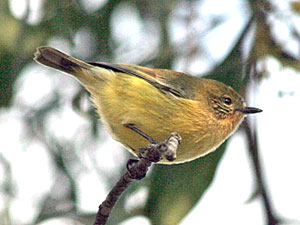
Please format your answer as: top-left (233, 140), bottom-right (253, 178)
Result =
top-left (1, 0), bottom-right (300, 224)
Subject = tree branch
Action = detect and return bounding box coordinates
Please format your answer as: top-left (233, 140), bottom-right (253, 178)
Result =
top-left (94, 132), bottom-right (181, 225)
top-left (243, 118), bottom-right (280, 225)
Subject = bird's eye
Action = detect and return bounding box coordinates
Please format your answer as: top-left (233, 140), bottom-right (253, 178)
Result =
top-left (223, 97), bottom-right (232, 105)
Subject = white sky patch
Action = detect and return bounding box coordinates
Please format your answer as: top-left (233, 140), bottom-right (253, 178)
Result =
top-left (169, 0), bottom-right (251, 74)
top-left (124, 186), bottom-right (148, 213)
top-left (2, 140), bottom-right (54, 224)
top-left (77, 129), bottom-right (127, 212)
top-left (9, 0), bottom-right (27, 19)
top-left (14, 64), bottom-right (55, 106)
top-left (45, 105), bottom-right (88, 140)
top-left (111, 3), bottom-right (143, 51)
top-left (256, 57), bottom-right (300, 220)
top-left (110, 2), bottom-right (160, 64)
top-left (73, 28), bottom-right (97, 59)
top-left (0, 109), bottom-right (23, 158)
top-left (120, 216), bottom-right (151, 225)
top-left (182, 133), bottom-right (264, 225)
top-left (200, 0), bottom-right (250, 62)
top-left (77, 171), bottom-right (109, 212)
top-left (9, 0), bottom-right (44, 25)
top-left (80, 0), bottom-right (107, 14)
top-left (38, 217), bottom-right (85, 225)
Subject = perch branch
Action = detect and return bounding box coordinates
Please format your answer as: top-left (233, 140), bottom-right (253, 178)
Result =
top-left (94, 132), bottom-right (181, 225)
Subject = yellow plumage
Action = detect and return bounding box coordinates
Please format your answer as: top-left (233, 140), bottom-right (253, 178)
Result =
top-left (34, 47), bottom-right (260, 164)
top-left (81, 67), bottom-right (216, 163)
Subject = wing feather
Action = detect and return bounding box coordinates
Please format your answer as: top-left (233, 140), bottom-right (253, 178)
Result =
top-left (88, 62), bottom-right (200, 100)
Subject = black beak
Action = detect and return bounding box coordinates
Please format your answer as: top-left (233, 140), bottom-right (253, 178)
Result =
top-left (235, 107), bottom-right (263, 114)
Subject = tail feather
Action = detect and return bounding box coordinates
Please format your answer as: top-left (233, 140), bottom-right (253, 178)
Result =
top-left (34, 46), bottom-right (93, 75)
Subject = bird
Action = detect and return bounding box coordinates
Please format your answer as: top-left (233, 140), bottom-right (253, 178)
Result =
top-left (34, 46), bottom-right (262, 164)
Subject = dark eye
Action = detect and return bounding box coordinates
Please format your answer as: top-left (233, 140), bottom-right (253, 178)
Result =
top-left (223, 97), bottom-right (232, 105)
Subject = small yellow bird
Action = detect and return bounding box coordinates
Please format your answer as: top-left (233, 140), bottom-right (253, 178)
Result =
top-left (34, 47), bottom-right (261, 164)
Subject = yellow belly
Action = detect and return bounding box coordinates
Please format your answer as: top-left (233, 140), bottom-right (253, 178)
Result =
top-left (91, 72), bottom-right (222, 164)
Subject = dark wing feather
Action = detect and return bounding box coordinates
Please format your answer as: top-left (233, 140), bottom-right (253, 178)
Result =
top-left (88, 62), bottom-right (200, 100)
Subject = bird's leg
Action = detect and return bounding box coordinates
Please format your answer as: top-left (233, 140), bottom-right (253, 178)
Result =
top-left (125, 123), bottom-right (158, 144)
top-left (125, 123), bottom-right (181, 163)
top-left (125, 123), bottom-right (168, 160)
top-left (124, 124), bottom-right (180, 177)
top-left (124, 124), bottom-right (157, 174)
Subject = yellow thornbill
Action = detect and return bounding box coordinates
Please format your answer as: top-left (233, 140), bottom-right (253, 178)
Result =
top-left (34, 47), bottom-right (262, 164)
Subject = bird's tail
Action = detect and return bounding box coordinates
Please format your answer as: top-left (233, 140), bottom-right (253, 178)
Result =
top-left (34, 46), bottom-right (94, 74)
top-left (34, 46), bottom-right (106, 92)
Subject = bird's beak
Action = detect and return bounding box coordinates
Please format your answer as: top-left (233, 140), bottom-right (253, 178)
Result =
top-left (235, 107), bottom-right (263, 114)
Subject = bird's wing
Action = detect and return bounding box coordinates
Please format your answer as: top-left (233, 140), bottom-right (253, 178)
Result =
top-left (88, 62), bottom-right (200, 100)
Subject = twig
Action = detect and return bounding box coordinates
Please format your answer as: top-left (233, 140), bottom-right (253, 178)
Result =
top-left (243, 118), bottom-right (281, 225)
top-left (243, 59), bottom-right (281, 225)
top-left (94, 132), bottom-right (181, 225)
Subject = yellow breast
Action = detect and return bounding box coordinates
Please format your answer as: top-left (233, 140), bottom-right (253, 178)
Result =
top-left (90, 71), bottom-right (228, 164)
